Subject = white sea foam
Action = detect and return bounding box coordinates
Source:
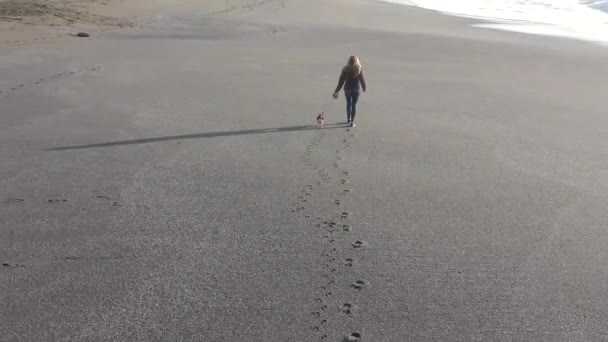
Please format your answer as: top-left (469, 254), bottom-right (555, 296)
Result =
top-left (382, 0), bottom-right (608, 43)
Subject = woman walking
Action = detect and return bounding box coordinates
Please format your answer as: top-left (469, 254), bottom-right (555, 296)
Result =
top-left (333, 56), bottom-right (366, 127)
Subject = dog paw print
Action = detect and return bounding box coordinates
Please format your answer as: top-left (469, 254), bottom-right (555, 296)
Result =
top-left (1, 65), bottom-right (101, 98)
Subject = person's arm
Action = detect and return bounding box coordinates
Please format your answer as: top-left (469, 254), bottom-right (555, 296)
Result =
top-left (359, 70), bottom-right (367, 92)
top-left (334, 70), bottom-right (345, 94)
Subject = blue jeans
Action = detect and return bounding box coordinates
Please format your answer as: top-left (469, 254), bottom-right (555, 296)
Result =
top-left (345, 91), bottom-right (360, 122)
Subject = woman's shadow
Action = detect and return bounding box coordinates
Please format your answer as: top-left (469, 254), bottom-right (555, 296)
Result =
top-left (47, 123), bottom-right (346, 151)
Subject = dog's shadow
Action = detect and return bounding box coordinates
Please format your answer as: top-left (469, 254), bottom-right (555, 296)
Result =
top-left (47, 123), bottom-right (347, 151)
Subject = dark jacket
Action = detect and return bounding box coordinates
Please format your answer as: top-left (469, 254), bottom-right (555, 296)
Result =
top-left (334, 67), bottom-right (366, 93)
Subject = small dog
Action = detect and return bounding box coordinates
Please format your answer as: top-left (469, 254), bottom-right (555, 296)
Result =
top-left (316, 112), bottom-right (325, 128)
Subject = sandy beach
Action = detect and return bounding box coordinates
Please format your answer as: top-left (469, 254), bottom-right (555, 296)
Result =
top-left (2, 0), bottom-right (608, 340)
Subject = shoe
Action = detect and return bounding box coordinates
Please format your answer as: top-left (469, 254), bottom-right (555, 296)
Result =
top-left (350, 122), bottom-right (355, 127)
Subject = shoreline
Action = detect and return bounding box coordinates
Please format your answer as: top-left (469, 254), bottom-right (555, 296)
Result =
top-left (378, 0), bottom-right (608, 46)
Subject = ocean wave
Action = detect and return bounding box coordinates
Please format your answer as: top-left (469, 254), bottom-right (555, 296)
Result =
top-left (384, 0), bottom-right (608, 43)
top-left (580, 0), bottom-right (608, 12)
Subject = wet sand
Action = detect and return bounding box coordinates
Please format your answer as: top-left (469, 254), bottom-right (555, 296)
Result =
top-left (2, 0), bottom-right (608, 340)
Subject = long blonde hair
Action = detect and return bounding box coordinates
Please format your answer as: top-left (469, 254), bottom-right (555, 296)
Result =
top-left (345, 55), bottom-right (362, 77)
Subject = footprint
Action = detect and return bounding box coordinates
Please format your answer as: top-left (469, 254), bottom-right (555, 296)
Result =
top-left (2, 197), bottom-right (24, 204)
top-left (340, 179), bottom-right (348, 185)
top-left (342, 189), bottom-right (350, 195)
top-left (343, 171), bottom-right (349, 176)
top-left (344, 332), bottom-right (362, 341)
top-left (343, 225), bottom-right (351, 232)
top-left (96, 195), bottom-right (112, 201)
top-left (352, 240), bottom-right (365, 248)
top-left (334, 200), bottom-right (341, 205)
top-left (341, 212), bottom-right (349, 219)
top-left (2, 263), bottom-right (25, 268)
top-left (351, 280), bottom-right (367, 290)
top-left (48, 199), bottom-right (68, 203)
top-left (340, 303), bottom-right (353, 315)
top-left (344, 258), bottom-right (353, 267)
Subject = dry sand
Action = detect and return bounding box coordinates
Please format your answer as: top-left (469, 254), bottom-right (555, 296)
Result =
top-left (0, 0), bottom-right (262, 45)
top-left (2, 0), bottom-right (608, 341)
